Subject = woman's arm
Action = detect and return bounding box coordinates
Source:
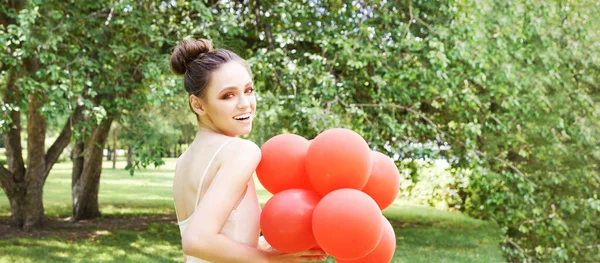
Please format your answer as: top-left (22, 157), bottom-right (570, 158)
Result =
top-left (182, 139), bottom-right (327, 263)
top-left (181, 139), bottom-right (270, 263)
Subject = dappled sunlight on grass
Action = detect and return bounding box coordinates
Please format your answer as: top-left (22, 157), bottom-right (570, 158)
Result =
top-left (100, 179), bottom-right (172, 187)
top-left (0, 158), bottom-right (505, 262)
top-left (98, 204), bottom-right (173, 217)
top-left (0, 223), bottom-right (182, 263)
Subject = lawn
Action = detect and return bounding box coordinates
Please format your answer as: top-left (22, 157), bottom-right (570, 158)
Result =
top-left (0, 158), bottom-right (506, 263)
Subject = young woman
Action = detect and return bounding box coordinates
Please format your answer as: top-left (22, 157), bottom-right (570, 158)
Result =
top-left (170, 39), bottom-right (327, 263)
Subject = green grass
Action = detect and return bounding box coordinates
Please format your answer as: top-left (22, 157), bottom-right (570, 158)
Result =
top-left (382, 203), bottom-right (505, 263)
top-left (0, 158), bottom-right (506, 263)
top-left (0, 223), bottom-right (183, 263)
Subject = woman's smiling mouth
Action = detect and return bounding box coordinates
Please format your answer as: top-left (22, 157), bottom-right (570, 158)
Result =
top-left (233, 113), bottom-right (252, 121)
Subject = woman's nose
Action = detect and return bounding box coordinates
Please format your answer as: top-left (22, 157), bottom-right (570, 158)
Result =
top-left (237, 96), bottom-right (250, 109)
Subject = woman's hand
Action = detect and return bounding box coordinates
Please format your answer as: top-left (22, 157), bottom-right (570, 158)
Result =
top-left (258, 236), bottom-right (328, 262)
top-left (265, 249), bottom-right (328, 263)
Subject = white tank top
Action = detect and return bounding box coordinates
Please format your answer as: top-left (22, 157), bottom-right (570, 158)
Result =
top-left (174, 138), bottom-right (262, 263)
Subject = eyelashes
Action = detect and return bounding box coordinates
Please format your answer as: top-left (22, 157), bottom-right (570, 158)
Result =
top-left (221, 87), bottom-right (254, 99)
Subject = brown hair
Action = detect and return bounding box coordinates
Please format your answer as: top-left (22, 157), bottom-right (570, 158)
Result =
top-left (170, 38), bottom-right (250, 101)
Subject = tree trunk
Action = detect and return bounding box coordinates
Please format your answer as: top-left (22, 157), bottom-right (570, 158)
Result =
top-left (0, 71), bottom-right (26, 228)
top-left (71, 116), bottom-right (114, 221)
top-left (112, 128), bottom-right (117, 169)
top-left (0, 62), bottom-right (61, 230)
top-left (3, 86), bottom-right (48, 231)
top-left (1, 90), bottom-right (86, 230)
top-left (127, 146), bottom-right (135, 168)
top-left (106, 146), bottom-right (112, 161)
top-left (22, 92), bottom-right (47, 230)
top-left (71, 139), bottom-right (84, 190)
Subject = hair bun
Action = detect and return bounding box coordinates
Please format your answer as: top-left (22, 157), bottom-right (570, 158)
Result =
top-left (170, 39), bottom-right (214, 75)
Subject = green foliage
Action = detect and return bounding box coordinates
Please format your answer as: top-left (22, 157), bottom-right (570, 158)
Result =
top-left (1, 0), bottom-right (202, 171)
top-left (235, 1), bottom-right (600, 261)
top-left (398, 159), bottom-right (470, 210)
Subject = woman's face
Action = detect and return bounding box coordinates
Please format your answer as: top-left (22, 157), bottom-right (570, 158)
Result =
top-left (198, 61), bottom-right (256, 136)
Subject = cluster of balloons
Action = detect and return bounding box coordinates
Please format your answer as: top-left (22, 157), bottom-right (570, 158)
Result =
top-left (256, 128), bottom-right (401, 262)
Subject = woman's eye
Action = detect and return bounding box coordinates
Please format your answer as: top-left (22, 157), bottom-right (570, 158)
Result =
top-left (245, 88), bottom-right (254, 94)
top-left (222, 93), bottom-right (233, 99)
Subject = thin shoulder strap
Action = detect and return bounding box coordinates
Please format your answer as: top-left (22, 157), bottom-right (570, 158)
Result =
top-left (193, 137), bottom-right (235, 207)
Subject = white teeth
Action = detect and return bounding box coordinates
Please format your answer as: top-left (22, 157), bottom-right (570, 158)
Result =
top-left (233, 113), bottom-right (251, 120)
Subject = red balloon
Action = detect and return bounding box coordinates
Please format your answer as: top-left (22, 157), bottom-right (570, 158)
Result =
top-left (256, 134), bottom-right (312, 194)
top-left (306, 128), bottom-right (372, 196)
top-left (362, 151), bottom-right (401, 210)
top-left (336, 216), bottom-right (397, 263)
top-left (260, 189), bottom-right (321, 253)
top-left (312, 189), bottom-right (384, 260)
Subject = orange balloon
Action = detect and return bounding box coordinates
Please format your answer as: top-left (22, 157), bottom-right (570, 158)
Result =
top-left (362, 151), bottom-right (401, 210)
top-left (312, 189), bottom-right (383, 260)
top-left (306, 128), bottom-right (372, 196)
top-left (256, 134), bottom-right (312, 194)
top-left (336, 216), bottom-right (397, 263)
top-left (260, 189), bottom-right (321, 253)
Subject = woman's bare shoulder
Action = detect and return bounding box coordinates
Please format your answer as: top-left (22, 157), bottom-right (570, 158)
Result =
top-left (193, 138), bottom-right (261, 185)
top-left (222, 137), bottom-right (261, 160)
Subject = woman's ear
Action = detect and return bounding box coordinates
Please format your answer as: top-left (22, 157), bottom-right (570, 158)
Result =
top-left (190, 95), bottom-right (206, 116)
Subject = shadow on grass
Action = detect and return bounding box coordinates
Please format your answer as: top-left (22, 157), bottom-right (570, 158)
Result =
top-left (0, 223), bottom-right (182, 263)
top-left (0, 213), bottom-right (176, 240)
top-left (0, 211), bottom-right (505, 263)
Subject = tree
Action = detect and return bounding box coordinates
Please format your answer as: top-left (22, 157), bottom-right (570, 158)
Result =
top-left (1, 0), bottom-right (87, 230)
top-left (66, 0), bottom-right (220, 220)
top-left (65, 0), bottom-right (181, 220)
top-left (0, 0), bottom-right (183, 225)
